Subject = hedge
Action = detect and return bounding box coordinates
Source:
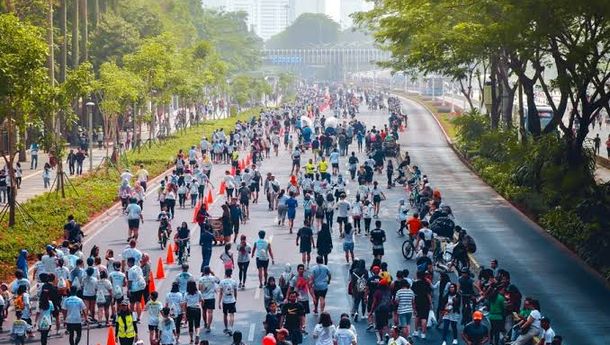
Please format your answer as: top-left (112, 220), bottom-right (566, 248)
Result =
top-left (0, 109), bottom-right (259, 279)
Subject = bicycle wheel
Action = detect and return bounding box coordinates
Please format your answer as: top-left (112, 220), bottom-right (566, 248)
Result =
top-left (402, 240), bottom-right (414, 259)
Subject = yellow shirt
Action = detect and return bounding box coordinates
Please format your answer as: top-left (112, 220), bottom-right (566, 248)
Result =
top-left (305, 163), bottom-right (315, 174)
top-left (318, 161), bottom-right (328, 173)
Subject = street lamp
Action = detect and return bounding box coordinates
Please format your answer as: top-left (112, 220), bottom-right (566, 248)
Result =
top-left (86, 101), bottom-right (95, 171)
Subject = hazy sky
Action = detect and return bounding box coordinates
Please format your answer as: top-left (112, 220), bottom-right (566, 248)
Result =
top-left (326, 0), bottom-right (341, 23)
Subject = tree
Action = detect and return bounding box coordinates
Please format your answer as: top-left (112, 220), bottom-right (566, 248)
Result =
top-left (0, 14), bottom-right (48, 226)
top-left (266, 13), bottom-right (340, 49)
top-left (89, 12), bottom-right (141, 69)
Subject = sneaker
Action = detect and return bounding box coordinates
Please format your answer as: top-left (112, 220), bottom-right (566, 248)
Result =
top-left (412, 331), bottom-right (419, 337)
top-left (223, 328), bottom-right (229, 334)
top-left (205, 327), bottom-right (211, 333)
top-left (452, 340), bottom-right (458, 345)
top-left (366, 324), bottom-right (374, 331)
top-left (421, 333), bottom-right (426, 339)
top-left (353, 312), bottom-right (359, 322)
top-left (442, 342), bottom-right (447, 345)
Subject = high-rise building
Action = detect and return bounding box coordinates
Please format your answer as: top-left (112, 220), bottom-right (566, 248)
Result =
top-left (257, 0), bottom-right (290, 40)
top-left (339, 0), bottom-right (372, 29)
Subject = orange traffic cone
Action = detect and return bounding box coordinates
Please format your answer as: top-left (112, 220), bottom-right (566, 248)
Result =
top-left (166, 244), bottom-right (175, 265)
top-left (155, 257), bottom-right (165, 279)
top-left (107, 326), bottom-right (116, 345)
top-left (192, 201), bottom-right (201, 223)
top-left (206, 190), bottom-right (214, 204)
top-left (219, 181), bottom-right (226, 195)
top-left (231, 166), bottom-right (236, 176)
top-left (148, 271), bottom-right (156, 293)
top-left (238, 159), bottom-right (244, 170)
top-left (140, 294), bottom-right (145, 306)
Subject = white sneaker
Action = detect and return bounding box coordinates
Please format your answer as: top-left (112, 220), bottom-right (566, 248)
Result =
top-left (412, 331), bottom-right (419, 337)
top-left (452, 340), bottom-right (458, 344)
top-left (421, 333), bottom-right (426, 339)
top-left (442, 342), bottom-right (447, 345)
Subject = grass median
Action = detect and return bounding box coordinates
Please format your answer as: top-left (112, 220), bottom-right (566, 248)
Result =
top-left (0, 109), bottom-right (259, 279)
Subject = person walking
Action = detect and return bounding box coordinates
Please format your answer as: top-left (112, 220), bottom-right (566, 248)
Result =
top-left (252, 230), bottom-right (275, 288)
top-left (218, 269), bottom-right (238, 336)
top-left (440, 283), bottom-right (461, 345)
top-left (198, 266), bottom-right (219, 333)
top-left (236, 235), bottom-right (251, 289)
top-left (61, 286), bottom-right (87, 345)
top-left (316, 223), bottom-right (333, 265)
top-left (310, 256), bottom-right (331, 314)
top-left (115, 300), bottom-right (138, 345)
top-left (312, 312), bottom-right (336, 345)
top-left (30, 142), bottom-right (39, 170)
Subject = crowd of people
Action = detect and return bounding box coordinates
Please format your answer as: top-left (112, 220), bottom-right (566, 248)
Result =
top-left (0, 84), bottom-right (565, 345)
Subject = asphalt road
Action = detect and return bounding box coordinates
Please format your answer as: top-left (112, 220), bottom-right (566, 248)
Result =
top-left (2, 98), bottom-right (608, 345)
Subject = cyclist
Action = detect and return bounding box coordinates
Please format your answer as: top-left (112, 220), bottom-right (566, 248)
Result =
top-left (174, 222), bottom-right (191, 265)
top-left (157, 211), bottom-right (172, 248)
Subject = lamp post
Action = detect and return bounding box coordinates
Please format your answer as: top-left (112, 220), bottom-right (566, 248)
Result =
top-left (86, 101), bottom-right (95, 171)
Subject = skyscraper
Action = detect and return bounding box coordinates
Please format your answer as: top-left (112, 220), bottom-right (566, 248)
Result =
top-left (257, 0), bottom-right (290, 40)
top-left (339, 0), bottom-right (372, 29)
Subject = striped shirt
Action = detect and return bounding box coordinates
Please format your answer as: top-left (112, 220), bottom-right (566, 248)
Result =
top-left (395, 288), bottom-right (415, 314)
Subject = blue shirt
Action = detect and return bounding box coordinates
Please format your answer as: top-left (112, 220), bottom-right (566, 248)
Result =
top-left (285, 198), bottom-right (298, 210)
top-left (200, 230), bottom-right (214, 250)
top-left (311, 264), bottom-right (330, 291)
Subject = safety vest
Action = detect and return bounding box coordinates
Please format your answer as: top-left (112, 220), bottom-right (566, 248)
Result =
top-left (318, 161), bottom-right (328, 173)
top-left (116, 314), bottom-right (136, 338)
top-left (231, 151), bottom-right (239, 161)
top-left (305, 163), bottom-right (315, 174)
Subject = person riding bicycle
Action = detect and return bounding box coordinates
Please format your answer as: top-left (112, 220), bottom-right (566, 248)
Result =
top-left (157, 211), bottom-right (172, 246)
top-left (174, 222), bottom-right (191, 264)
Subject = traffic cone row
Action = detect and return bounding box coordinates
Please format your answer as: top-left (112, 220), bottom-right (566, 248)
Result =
top-left (219, 181), bottom-right (226, 195)
top-left (166, 244), bottom-right (175, 265)
top-left (206, 190), bottom-right (214, 204)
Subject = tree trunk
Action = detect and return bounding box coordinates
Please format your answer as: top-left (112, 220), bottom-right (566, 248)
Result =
top-left (47, 0), bottom-right (55, 84)
top-left (80, 0), bottom-right (88, 61)
top-left (59, 0), bottom-right (67, 82)
top-left (94, 0), bottom-right (99, 28)
top-left (502, 85), bottom-right (516, 128)
top-left (521, 77), bottom-right (541, 137)
top-left (489, 60), bottom-right (500, 129)
top-left (71, 0), bottom-right (79, 68)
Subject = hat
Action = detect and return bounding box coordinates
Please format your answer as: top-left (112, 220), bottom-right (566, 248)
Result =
top-left (46, 245), bottom-right (54, 251)
top-left (276, 328), bottom-right (289, 336)
top-left (371, 266), bottom-right (381, 274)
top-left (121, 299), bottom-right (130, 306)
top-left (472, 311), bottom-right (483, 321)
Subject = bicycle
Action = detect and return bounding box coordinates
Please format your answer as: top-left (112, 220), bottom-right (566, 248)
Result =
top-left (401, 235), bottom-right (416, 259)
top-left (175, 237), bottom-right (190, 265)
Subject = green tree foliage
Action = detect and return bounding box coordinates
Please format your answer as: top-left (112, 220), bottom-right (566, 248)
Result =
top-left (266, 13), bottom-right (340, 49)
top-left (89, 12), bottom-right (141, 69)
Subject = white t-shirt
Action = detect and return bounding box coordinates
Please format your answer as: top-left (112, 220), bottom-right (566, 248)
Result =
top-left (61, 296), bottom-right (86, 324)
top-left (184, 292), bottom-right (202, 308)
top-left (146, 300), bottom-right (163, 326)
top-left (122, 247), bottom-right (142, 264)
top-left (127, 266), bottom-right (146, 292)
top-left (336, 200), bottom-right (351, 217)
top-left (334, 328), bottom-right (356, 345)
top-left (219, 278), bottom-right (238, 304)
top-left (165, 292), bottom-right (184, 316)
top-left (158, 318), bottom-right (176, 344)
top-left (125, 204), bottom-right (142, 220)
top-left (388, 336), bottom-right (410, 345)
top-left (529, 309), bottom-right (542, 329)
top-left (312, 324), bottom-right (336, 345)
top-left (198, 275), bottom-right (219, 300)
top-left (540, 327), bottom-right (556, 344)
top-left (81, 275), bottom-right (98, 297)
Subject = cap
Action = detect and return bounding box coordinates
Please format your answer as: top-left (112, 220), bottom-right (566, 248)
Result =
top-left (121, 299), bottom-right (130, 306)
top-left (46, 245), bottom-right (54, 251)
top-left (276, 328), bottom-right (289, 335)
top-left (472, 311), bottom-right (483, 321)
top-left (371, 266), bottom-right (381, 273)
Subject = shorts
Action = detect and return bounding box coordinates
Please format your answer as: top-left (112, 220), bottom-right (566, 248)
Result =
top-left (299, 247), bottom-right (311, 254)
top-left (343, 242), bottom-right (354, 252)
top-left (240, 199), bottom-right (249, 207)
top-left (187, 307), bottom-right (201, 328)
top-left (250, 183), bottom-right (260, 192)
top-left (415, 301), bottom-right (430, 319)
top-left (148, 325), bottom-right (158, 331)
top-left (292, 159), bottom-right (300, 166)
top-left (314, 289), bottom-right (327, 298)
top-left (83, 295), bottom-right (96, 302)
top-left (337, 216), bottom-right (348, 224)
top-left (299, 300), bottom-right (310, 314)
top-left (128, 219), bottom-right (140, 229)
top-left (256, 258), bottom-right (269, 269)
top-left (373, 247), bottom-right (384, 256)
top-left (375, 310), bottom-right (390, 330)
top-left (332, 163), bottom-right (339, 168)
top-left (222, 302), bottom-right (236, 314)
top-left (189, 160), bottom-right (196, 166)
top-left (288, 328), bottom-right (303, 344)
top-left (97, 296), bottom-right (112, 308)
top-left (398, 312), bottom-right (412, 327)
top-left (373, 195), bottom-right (381, 203)
top-left (202, 299), bottom-right (215, 310)
top-left (129, 290), bottom-right (144, 304)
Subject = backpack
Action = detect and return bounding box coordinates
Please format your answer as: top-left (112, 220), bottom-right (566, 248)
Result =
top-left (463, 235), bottom-right (477, 253)
top-left (112, 283), bottom-right (123, 299)
top-left (14, 295), bottom-right (25, 311)
top-left (354, 272), bottom-right (367, 293)
top-left (39, 313), bottom-right (51, 330)
top-left (430, 217), bottom-right (455, 238)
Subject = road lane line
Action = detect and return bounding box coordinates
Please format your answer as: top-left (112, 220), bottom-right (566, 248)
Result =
top-left (248, 323), bottom-right (256, 341)
top-left (254, 287), bottom-right (261, 300)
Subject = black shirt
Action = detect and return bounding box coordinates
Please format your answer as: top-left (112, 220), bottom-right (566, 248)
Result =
top-left (370, 228), bottom-right (386, 247)
top-left (463, 321), bottom-right (489, 344)
top-left (411, 280), bottom-right (432, 304)
top-left (297, 227), bottom-right (313, 251)
top-left (281, 302), bottom-right (304, 330)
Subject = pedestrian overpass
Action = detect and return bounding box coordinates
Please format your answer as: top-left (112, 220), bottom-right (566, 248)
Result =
top-left (262, 47), bottom-right (390, 80)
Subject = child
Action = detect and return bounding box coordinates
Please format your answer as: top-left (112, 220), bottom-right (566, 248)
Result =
top-left (397, 199), bottom-right (409, 236)
top-left (362, 200), bottom-right (373, 235)
top-left (145, 291), bottom-right (163, 345)
top-left (343, 223), bottom-right (355, 264)
top-left (158, 307), bottom-right (177, 345)
top-left (220, 244), bottom-right (234, 271)
top-left (263, 300), bottom-right (280, 336)
top-left (177, 184), bottom-right (187, 208)
top-left (10, 311), bottom-right (31, 345)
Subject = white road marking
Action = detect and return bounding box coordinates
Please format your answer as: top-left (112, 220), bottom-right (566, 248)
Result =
top-left (254, 287), bottom-right (261, 300)
top-left (248, 323), bottom-right (256, 342)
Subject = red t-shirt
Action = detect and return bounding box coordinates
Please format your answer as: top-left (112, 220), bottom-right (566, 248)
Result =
top-left (407, 217), bottom-right (422, 236)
